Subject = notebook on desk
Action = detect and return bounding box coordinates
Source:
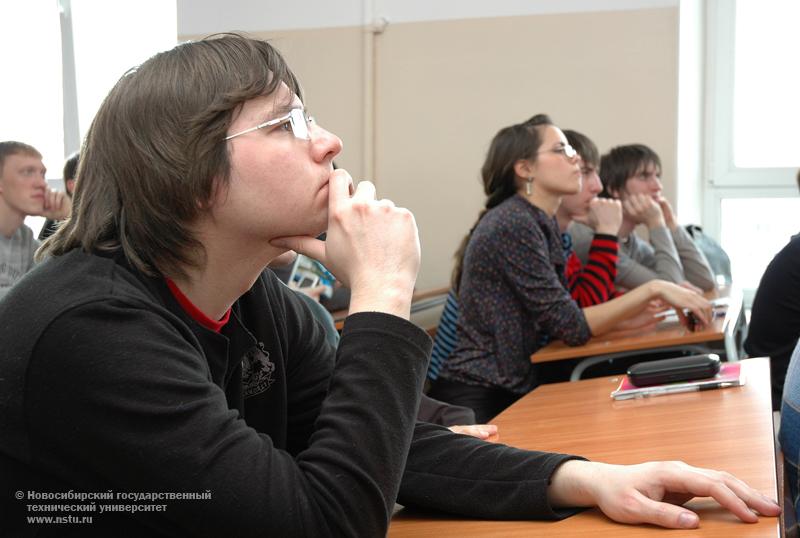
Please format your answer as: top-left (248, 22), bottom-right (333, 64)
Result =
top-left (611, 362), bottom-right (745, 400)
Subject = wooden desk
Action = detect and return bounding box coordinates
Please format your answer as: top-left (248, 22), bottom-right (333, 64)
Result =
top-left (530, 287), bottom-right (744, 377)
top-left (389, 358), bottom-right (778, 537)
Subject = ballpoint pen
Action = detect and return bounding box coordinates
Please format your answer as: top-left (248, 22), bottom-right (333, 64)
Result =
top-left (642, 381), bottom-right (738, 397)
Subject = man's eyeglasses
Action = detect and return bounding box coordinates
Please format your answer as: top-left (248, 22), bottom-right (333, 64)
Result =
top-left (225, 108), bottom-right (314, 141)
top-left (538, 144), bottom-right (577, 160)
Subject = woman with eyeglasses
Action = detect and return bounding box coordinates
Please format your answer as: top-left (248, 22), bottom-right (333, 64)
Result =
top-left (429, 115), bottom-right (712, 422)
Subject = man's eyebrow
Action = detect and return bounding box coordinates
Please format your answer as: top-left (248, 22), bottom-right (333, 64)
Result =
top-left (260, 102), bottom-right (301, 121)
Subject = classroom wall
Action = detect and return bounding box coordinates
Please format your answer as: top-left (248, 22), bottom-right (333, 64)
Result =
top-left (180, 2), bottom-right (680, 289)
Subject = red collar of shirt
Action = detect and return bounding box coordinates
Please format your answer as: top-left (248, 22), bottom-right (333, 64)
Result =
top-left (165, 278), bottom-right (231, 333)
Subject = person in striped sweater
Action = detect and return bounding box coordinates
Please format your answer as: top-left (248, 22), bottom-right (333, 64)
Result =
top-left (558, 130), bottom-right (621, 305)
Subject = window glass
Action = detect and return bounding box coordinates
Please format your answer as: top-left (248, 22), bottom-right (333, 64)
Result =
top-left (0, 1), bottom-right (64, 171)
top-left (71, 0), bottom-right (177, 140)
top-left (720, 197), bottom-right (800, 290)
top-left (733, 0), bottom-right (800, 168)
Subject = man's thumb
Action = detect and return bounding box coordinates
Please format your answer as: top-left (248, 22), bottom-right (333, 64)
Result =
top-left (270, 236), bottom-right (326, 264)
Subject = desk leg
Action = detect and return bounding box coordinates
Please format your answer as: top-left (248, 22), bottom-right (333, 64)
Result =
top-left (724, 306), bottom-right (747, 362)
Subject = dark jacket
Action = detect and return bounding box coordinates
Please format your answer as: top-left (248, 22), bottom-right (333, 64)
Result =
top-left (0, 249), bottom-right (580, 536)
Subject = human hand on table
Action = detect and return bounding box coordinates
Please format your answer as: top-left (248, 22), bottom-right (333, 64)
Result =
top-left (649, 280), bottom-right (711, 330)
top-left (613, 305), bottom-right (661, 331)
top-left (548, 460), bottom-right (780, 529)
top-left (448, 424), bottom-right (499, 442)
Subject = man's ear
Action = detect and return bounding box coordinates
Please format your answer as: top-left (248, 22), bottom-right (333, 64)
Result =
top-left (199, 176), bottom-right (226, 210)
top-left (66, 179), bottom-right (76, 195)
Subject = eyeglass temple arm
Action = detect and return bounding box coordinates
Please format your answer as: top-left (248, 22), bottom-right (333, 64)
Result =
top-left (224, 118), bottom-right (280, 141)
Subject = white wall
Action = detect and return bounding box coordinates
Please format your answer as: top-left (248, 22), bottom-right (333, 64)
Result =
top-left (178, 0), bottom-right (677, 34)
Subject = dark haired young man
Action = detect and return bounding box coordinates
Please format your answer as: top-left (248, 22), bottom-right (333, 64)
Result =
top-left (0, 36), bottom-right (778, 535)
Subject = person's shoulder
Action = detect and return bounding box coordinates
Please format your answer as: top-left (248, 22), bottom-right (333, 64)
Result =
top-left (0, 250), bottom-right (172, 363)
top-left (756, 234), bottom-right (800, 287)
top-left (481, 196), bottom-right (543, 233)
top-left (18, 223), bottom-right (34, 240)
top-left (2, 223), bottom-right (35, 244)
top-left (782, 233), bottom-right (800, 255)
top-left (764, 233), bottom-right (800, 271)
top-left (3, 249), bottom-right (157, 318)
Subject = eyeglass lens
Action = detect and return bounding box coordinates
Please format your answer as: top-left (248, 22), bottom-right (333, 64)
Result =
top-left (290, 109), bottom-right (312, 140)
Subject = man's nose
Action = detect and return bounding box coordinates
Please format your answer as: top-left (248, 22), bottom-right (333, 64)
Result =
top-left (589, 173), bottom-right (603, 194)
top-left (311, 124), bottom-right (343, 163)
top-left (650, 174), bottom-right (662, 186)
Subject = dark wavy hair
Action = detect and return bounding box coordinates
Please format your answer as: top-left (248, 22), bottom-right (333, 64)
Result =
top-left (599, 143), bottom-right (661, 198)
top-left (450, 114), bottom-right (553, 292)
top-left (39, 34), bottom-right (302, 280)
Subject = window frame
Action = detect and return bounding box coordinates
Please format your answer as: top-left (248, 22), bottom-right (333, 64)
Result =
top-left (702, 0), bottom-right (798, 297)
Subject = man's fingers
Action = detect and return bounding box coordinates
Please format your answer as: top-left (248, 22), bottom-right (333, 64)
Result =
top-left (270, 236), bottom-right (327, 265)
top-left (690, 298), bottom-right (713, 327)
top-left (44, 189), bottom-right (58, 210)
top-left (656, 468), bottom-right (759, 523)
top-left (675, 308), bottom-right (693, 331)
top-left (448, 424), bottom-right (499, 441)
top-left (626, 493), bottom-right (700, 529)
top-left (688, 468), bottom-right (782, 518)
top-left (353, 180), bottom-right (377, 201)
top-left (328, 169), bottom-right (355, 209)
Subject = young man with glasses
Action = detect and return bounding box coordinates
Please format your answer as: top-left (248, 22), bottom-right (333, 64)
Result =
top-left (0, 35), bottom-right (779, 535)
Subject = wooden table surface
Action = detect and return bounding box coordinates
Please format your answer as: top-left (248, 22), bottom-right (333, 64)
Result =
top-left (389, 358), bottom-right (778, 537)
top-left (531, 286), bottom-right (743, 363)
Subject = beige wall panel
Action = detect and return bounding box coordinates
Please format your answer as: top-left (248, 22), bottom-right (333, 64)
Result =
top-left (376, 8), bottom-right (678, 289)
top-left (184, 6), bottom-right (679, 291)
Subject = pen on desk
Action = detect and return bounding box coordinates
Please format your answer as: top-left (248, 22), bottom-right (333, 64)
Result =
top-left (698, 381), bottom-right (738, 391)
top-left (644, 381), bottom-right (737, 396)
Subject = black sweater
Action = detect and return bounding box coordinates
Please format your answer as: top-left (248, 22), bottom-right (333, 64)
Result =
top-left (0, 250), bottom-right (580, 536)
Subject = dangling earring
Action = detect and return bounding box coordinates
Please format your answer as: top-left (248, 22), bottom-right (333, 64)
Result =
top-left (526, 177), bottom-right (533, 196)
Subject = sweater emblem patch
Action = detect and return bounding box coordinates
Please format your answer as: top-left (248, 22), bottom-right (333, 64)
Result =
top-left (242, 342), bottom-right (275, 398)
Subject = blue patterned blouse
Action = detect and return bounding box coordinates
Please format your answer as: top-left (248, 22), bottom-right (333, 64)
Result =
top-left (438, 195), bottom-right (591, 394)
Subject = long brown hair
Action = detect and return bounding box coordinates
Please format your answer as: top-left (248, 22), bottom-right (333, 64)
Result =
top-left (39, 34), bottom-right (302, 280)
top-left (450, 114), bottom-right (552, 292)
